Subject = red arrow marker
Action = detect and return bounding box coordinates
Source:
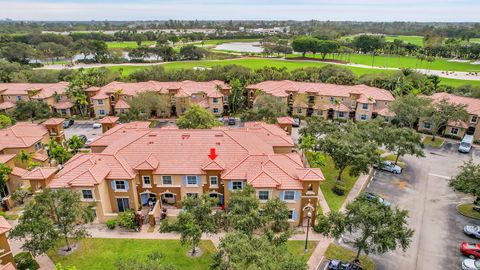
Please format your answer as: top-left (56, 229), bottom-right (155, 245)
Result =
top-left (208, 148), bottom-right (218, 160)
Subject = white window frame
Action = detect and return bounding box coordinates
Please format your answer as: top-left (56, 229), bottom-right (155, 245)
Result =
top-left (232, 181), bottom-right (243, 190)
top-left (34, 142), bottom-right (42, 151)
top-left (212, 97), bottom-right (219, 104)
top-left (329, 97), bottom-right (335, 103)
top-left (115, 180), bottom-right (126, 191)
top-left (213, 108), bottom-right (219, 113)
top-left (423, 122), bottom-right (431, 129)
top-left (99, 109), bottom-right (105, 115)
top-left (81, 189), bottom-right (94, 201)
top-left (472, 115), bottom-right (478, 124)
top-left (297, 108), bottom-right (302, 114)
top-left (288, 210), bottom-right (294, 221)
top-left (258, 190), bottom-right (270, 201)
top-left (362, 103), bottom-right (368, 110)
top-left (338, 112), bottom-right (345, 118)
top-left (186, 193), bottom-right (198, 198)
top-left (283, 190), bottom-right (295, 201)
top-left (162, 175), bottom-right (172, 185)
top-left (186, 175), bottom-right (197, 186)
top-left (142, 175), bottom-right (151, 187)
top-left (451, 127), bottom-right (459, 135)
top-left (97, 99), bottom-right (104, 105)
top-left (360, 114), bottom-right (368, 121)
top-left (317, 110), bottom-right (323, 116)
top-left (210, 176), bottom-right (218, 187)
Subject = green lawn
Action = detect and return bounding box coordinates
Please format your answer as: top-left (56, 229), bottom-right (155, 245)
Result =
top-left (287, 53), bottom-right (480, 72)
top-left (102, 58), bottom-right (480, 88)
top-left (384, 35), bottom-right (424, 46)
top-left (324, 243), bottom-right (375, 270)
top-left (422, 135), bottom-right (445, 148)
top-left (457, 203), bottom-right (480, 220)
top-left (106, 41), bottom-right (156, 49)
top-left (307, 153), bottom-right (359, 212)
top-left (286, 240), bottom-right (318, 260)
top-left (200, 38), bottom-right (259, 46)
top-left (382, 154), bottom-right (406, 168)
top-left (48, 238), bottom-right (216, 270)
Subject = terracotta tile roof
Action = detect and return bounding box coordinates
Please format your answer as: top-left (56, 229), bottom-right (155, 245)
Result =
top-left (99, 116), bottom-right (119, 124)
top-left (11, 167), bottom-right (29, 177)
top-left (0, 82), bottom-right (68, 98)
top-left (0, 123), bottom-right (47, 151)
top-left (194, 98), bottom-right (210, 108)
top-left (91, 92), bottom-right (108, 100)
top-left (247, 80), bottom-right (394, 103)
top-left (448, 120), bottom-right (469, 129)
top-left (49, 123), bottom-right (323, 189)
top-left (375, 107), bottom-right (395, 117)
top-left (43, 118), bottom-right (64, 125)
top-left (52, 101), bottom-right (74, 109)
top-left (319, 103), bottom-right (351, 112)
top-left (430, 92), bottom-right (480, 116)
top-left (0, 154), bottom-right (15, 164)
top-left (0, 216), bottom-right (11, 234)
top-left (114, 99), bottom-right (130, 109)
top-left (277, 117), bottom-right (295, 125)
top-left (0, 101), bottom-right (15, 110)
top-left (22, 167), bottom-right (57, 180)
top-left (33, 152), bottom-right (49, 162)
top-left (85, 86), bottom-right (100, 92)
top-left (357, 94), bottom-right (376, 104)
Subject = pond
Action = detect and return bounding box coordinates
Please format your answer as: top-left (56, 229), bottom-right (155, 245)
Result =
top-left (214, 42), bottom-right (264, 53)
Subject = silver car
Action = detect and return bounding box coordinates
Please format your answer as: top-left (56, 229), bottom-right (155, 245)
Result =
top-left (465, 225), bottom-right (480, 239)
top-left (376, 161), bottom-right (402, 174)
top-left (462, 259), bottom-right (480, 270)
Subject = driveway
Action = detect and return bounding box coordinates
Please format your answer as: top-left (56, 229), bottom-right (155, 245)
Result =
top-left (340, 141), bottom-right (480, 270)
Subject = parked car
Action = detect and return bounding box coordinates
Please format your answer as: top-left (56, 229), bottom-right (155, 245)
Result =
top-left (228, 117), bottom-right (236, 126)
top-left (63, 119), bottom-right (74, 128)
top-left (459, 135), bottom-right (474, 153)
top-left (374, 161), bottom-right (402, 174)
top-left (78, 135), bottom-right (88, 143)
top-left (462, 259), bottom-right (480, 270)
top-left (327, 260), bottom-right (363, 270)
top-left (364, 192), bottom-right (391, 207)
top-left (85, 138), bottom-right (95, 146)
top-left (92, 123), bottom-right (102, 129)
top-left (293, 118), bottom-right (301, 127)
top-left (461, 242), bottom-right (480, 259)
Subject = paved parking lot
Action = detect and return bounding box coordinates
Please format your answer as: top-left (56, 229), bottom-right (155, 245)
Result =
top-left (64, 122), bottom-right (102, 140)
top-left (335, 140), bottom-right (480, 270)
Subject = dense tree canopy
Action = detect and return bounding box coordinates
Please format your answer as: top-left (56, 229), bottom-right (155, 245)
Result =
top-left (176, 105), bottom-right (221, 129)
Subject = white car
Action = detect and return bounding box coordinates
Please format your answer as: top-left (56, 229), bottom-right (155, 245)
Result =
top-left (465, 225), bottom-right (480, 239)
top-left (375, 161), bottom-right (402, 174)
top-left (462, 259), bottom-right (480, 270)
top-left (92, 123), bottom-right (102, 129)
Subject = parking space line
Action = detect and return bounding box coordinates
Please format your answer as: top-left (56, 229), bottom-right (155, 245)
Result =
top-left (428, 173), bottom-right (451, 179)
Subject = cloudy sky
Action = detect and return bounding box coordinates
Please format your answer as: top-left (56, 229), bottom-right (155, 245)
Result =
top-left (0, 0), bottom-right (478, 22)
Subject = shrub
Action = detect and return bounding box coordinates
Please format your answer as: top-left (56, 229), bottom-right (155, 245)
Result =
top-left (11, 188), bottom-right (30, 205)
top-left (14, 252), bottom-right (39, 270)
top-left (106, 219), bottom-right (117, 230)
top-left (332, 182), bottom-right (346, 195)
top-left (117, 209), bottom-right (137, 230)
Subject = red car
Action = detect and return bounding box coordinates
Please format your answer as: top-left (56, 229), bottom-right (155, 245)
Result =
top-left (461, 242), bottom-right (480, 258)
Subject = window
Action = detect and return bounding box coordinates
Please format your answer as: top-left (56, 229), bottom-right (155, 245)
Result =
top-left (360, 114), bottom-right (368, 121)
top-left (423, 122), bottom-right (431, 129)
top-left (115, 180), bottom-right (126, 190)
top-left (283, 191), bottom-right (295, 201)
top-left (186, 193), bottom-right (198, 198)
top-left (34, 142), bottom-right (42, 151)
top-left (99, 109), bottom-right (105, 115)
top-left (213, 108), bottom-right (219, 113)
top-left (472, 116), bottom-right (478, 123)
top-left (142, 176), bottom-right (151, 186)
top-left (97, 99), bottom-right (104, 105)
top-left (163, 193), bottom-right (174, 199)
top-left (307, 184), bottom-right (313, 191)
top-left (210, 176), bottom-right (218, 186)
top-left (308, 96), bottom-right (315, 103)
top-left (116, 198), bottom-right (129, 212)
top-left (338, 112), bottom-right (345, 118)
top-left (329, 97), bottom-right (335, 103)
top-left (362, 103), bottom-right (368, 110)
top-left (16, 96), bottom-right (21, 101)
top-left (288, 210), bottom-right (294, 220)
top-left (187, 176), bottom-right (197, 185)
top-left (317, 111), bottom-right (323, 116)
top-left (258, 191), bottom-right (269, 201)
top-left (451, 127), bottom-right (459, 135)
top-left (297, 108), bottom-right (302, 114)
top-left (162, 176), bottom-right (172, 185)
top-left (82, 190), bottom-right (94, 200)
top-left (213, 97), bottom-right (219, 103)
top-left (224, 96), bottom-right (228, 102)
top-left (232, 181), bottom-right (243, 190)
top-left (119, 109), bottom-right (125, 114)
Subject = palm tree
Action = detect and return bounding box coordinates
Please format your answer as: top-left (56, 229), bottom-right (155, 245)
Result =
top-left (16, 150), bottom-right (32, 167)
top-left (67, 135), bottom-right (85, 154)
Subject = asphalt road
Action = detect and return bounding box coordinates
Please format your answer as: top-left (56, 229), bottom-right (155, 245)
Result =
top-left (64, 123), bottom-right (102, 140)
top-left (355, 141), bottom-right (480, 270)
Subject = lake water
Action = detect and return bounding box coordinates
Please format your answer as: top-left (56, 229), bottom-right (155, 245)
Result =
top-left (215, 42), bottom-right (264, 53)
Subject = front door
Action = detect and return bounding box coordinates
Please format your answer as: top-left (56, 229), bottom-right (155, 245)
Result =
top-left (116, 198), bottom-right (129, 212)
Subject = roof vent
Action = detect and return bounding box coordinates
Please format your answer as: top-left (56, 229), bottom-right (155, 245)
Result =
top-left (214, 133), bottom-right (223, 137)
top-left (149, 141), bottom-right (154, 144)
top-left (148, 134), bottom-right (157, 137)
top-left (216, 142), bottom-right (221, 146)
top-left (181, 134), bottom-right (190, 139)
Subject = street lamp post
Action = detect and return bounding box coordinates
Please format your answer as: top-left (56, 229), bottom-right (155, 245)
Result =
top-left (304, 210), bottom-right (312, 252)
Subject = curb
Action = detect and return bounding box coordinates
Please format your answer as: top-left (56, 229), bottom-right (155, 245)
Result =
top-left (456, 203), bottom-right (480, 220)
